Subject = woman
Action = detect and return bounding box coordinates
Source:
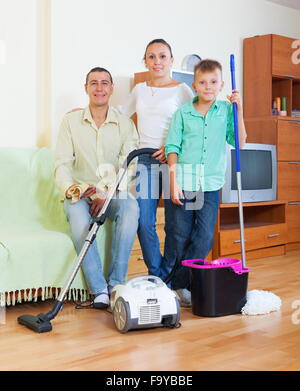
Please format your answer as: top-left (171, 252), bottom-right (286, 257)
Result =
top-left (118, 39), bottom-right (194, 281)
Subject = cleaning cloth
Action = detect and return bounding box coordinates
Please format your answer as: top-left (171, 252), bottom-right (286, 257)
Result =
top-left (65, 184), bottom-right (91, 203)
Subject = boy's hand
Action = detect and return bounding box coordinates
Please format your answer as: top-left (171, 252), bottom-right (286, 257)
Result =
top-left (152, 147), bottom-right (167, 163)
top-left (227, 90), bottom-right (243, 110)
top-left (171, 181), bottom-right (184, 206)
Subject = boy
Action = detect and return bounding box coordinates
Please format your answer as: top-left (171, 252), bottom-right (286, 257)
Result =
top-left (165, 59), bottom-right (247, 307)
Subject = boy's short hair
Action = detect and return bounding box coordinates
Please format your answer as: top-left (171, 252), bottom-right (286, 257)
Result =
top-left (194, 59), bottom-right (222, 77)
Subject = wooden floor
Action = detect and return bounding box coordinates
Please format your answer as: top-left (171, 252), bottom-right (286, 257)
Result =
top-left (1, 250), bottom-right (300, 371)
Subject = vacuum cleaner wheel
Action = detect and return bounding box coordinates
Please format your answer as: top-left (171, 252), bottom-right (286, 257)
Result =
top-left (174, 297), bottom-right (181, 326)
top-left (113, 297), bottom-right (131, 333)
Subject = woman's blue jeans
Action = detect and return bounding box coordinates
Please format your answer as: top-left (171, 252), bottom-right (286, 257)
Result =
top-left (136, 154), bottom-right (175, 280)
top-left (64, 192), bottom-right (139, 295)
top-left (169, 190), bottom-right (220, 290)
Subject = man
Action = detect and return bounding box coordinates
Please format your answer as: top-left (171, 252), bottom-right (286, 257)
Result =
top-left (54, 67), bottom-right (139, 309)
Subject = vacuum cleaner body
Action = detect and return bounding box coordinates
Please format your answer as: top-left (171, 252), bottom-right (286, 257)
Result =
top-left (110, 276), bottom-right (180, 333)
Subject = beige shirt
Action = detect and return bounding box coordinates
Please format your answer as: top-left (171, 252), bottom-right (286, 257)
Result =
top-left (54, 106), bottom-right (139, 197)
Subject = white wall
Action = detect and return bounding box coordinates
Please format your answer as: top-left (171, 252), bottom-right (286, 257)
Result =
top-left (0, 0), bottom-right (37, 147)
top-left (1, 0), bottom-right (300, 148)
top-left (51, 0), bottom-right (300, 145)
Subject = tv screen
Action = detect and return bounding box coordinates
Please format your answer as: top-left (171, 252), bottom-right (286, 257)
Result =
top-left (221, 143), bottom-right (277, 203)
top-left (231, 150), bottom-right (273, 190)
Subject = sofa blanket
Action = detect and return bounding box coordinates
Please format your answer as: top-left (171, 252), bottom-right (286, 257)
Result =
top-left (0, 147), bottom-right (113, 306)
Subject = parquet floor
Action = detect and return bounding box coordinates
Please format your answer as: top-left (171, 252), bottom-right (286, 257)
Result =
top-left (1, 250), bottom-right (299, 371)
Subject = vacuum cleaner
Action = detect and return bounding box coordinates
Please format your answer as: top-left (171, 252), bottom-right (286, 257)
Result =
top-left (18, 148), bottom-right (180, 333)
top-left (110, 276), bottom-right (180, 333)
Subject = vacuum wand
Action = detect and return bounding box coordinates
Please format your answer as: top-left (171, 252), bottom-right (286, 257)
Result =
top-left (230, 54), bottom-right (246, 268)
top-left (18, 148), bottom-right (158, 333)
top-left (55, 147), bottom-right (158, 304)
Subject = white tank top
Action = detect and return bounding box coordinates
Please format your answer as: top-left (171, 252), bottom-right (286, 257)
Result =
top-left (118, 82), bottom-right (194, 149)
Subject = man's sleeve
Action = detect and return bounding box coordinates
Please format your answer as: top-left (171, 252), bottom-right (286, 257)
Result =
top-left (165, 109), bottom-right (184, 157)
top-left (118, 117), bottom-right (139, 192)
top-left (54, 115), bottom-right (75, 197)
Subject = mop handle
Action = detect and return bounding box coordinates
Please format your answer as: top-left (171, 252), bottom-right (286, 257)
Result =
top-left (230, 54), bottom-right (241, 172)
top-left (230, 54), bottom-right (246, 268)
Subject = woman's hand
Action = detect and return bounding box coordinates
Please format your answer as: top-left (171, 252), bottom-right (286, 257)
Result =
top-left (227, 90), bottom-right (243, 110)
top-left (171, 180), bottom-right (184, 206)
top-left (67, 108), bottom-right (83, 114)
top-left (152, 146), bottom-right (167, 163)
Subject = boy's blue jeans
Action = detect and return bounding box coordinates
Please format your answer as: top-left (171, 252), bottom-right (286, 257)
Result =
top-left (169, 190), bottom-right (220, 291)
top-left (136, 154), bottom-right (175, 279)
top-left (64, 192), bottom-right (139, 295)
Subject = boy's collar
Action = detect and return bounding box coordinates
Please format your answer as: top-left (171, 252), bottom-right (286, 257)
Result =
top-left (183, 97), bottom-right (219, 116)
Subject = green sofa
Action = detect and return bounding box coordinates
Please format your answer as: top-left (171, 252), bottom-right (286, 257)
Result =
top-left (0, 147), bottom-right (112, 306)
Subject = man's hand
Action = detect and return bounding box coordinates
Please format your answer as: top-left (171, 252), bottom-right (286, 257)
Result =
top-left (81, 186), bottom-right (97, 199)
top-left (152, 146), bottom-right (167, 163)
top-left (88, 196), bottom-right (106, 217)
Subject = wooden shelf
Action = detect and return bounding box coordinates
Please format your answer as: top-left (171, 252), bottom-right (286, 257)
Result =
top-left (244, 34), bottom-right (300, 119)
top-left (220, 221), bottom-right (281, 230)
top-left (220, 200), bottom-right (286, 208)
top-left (243, 33), bottom-right (300, 250)
top-left (245, 115), bottom-right (300, 121)
top-left (213, 201), bottom-right (287, 259)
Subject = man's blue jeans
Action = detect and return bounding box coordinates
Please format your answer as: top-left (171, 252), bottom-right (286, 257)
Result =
top-left (64, 192), bottom-right (139, 295)
top-left (169, 190), bottom-right (220, 291)
top-left (136, 154), bottom-right (175, 279)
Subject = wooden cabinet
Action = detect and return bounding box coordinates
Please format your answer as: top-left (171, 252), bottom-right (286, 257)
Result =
top-left (244, 34), bottom-right (300, 249)
top-left (277, 161), bottom-right (300, 201)
top-left (220, 224), bottom-right (287, 255)
top-left (244, 34), bottom-right (300, 118)
top-left (277, 120), bottom-right (300, 160)
top-left (246, 117), bottom-right (300, 246)
top-left (286, 202), bottom-right (300, 243)
top-left (213, 201), bottom-right (287, 260)
top-left (272, 35), bottom-right (300, 79)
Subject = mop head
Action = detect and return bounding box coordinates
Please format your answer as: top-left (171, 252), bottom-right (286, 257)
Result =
top-left (241, 289), bottom-right (281, 315)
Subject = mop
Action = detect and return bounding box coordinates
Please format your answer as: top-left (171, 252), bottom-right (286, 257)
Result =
top-left (230, 54), bottom-right (281, 316)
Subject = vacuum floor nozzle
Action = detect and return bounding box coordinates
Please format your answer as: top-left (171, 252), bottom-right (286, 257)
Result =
top-left (17, 313), bottom-right (53, 333)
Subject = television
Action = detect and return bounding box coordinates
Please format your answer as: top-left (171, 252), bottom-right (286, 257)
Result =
top-left (171, 69), bottom-right (196, 95)
top-left (221, 143), bottom-right (277, 203)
